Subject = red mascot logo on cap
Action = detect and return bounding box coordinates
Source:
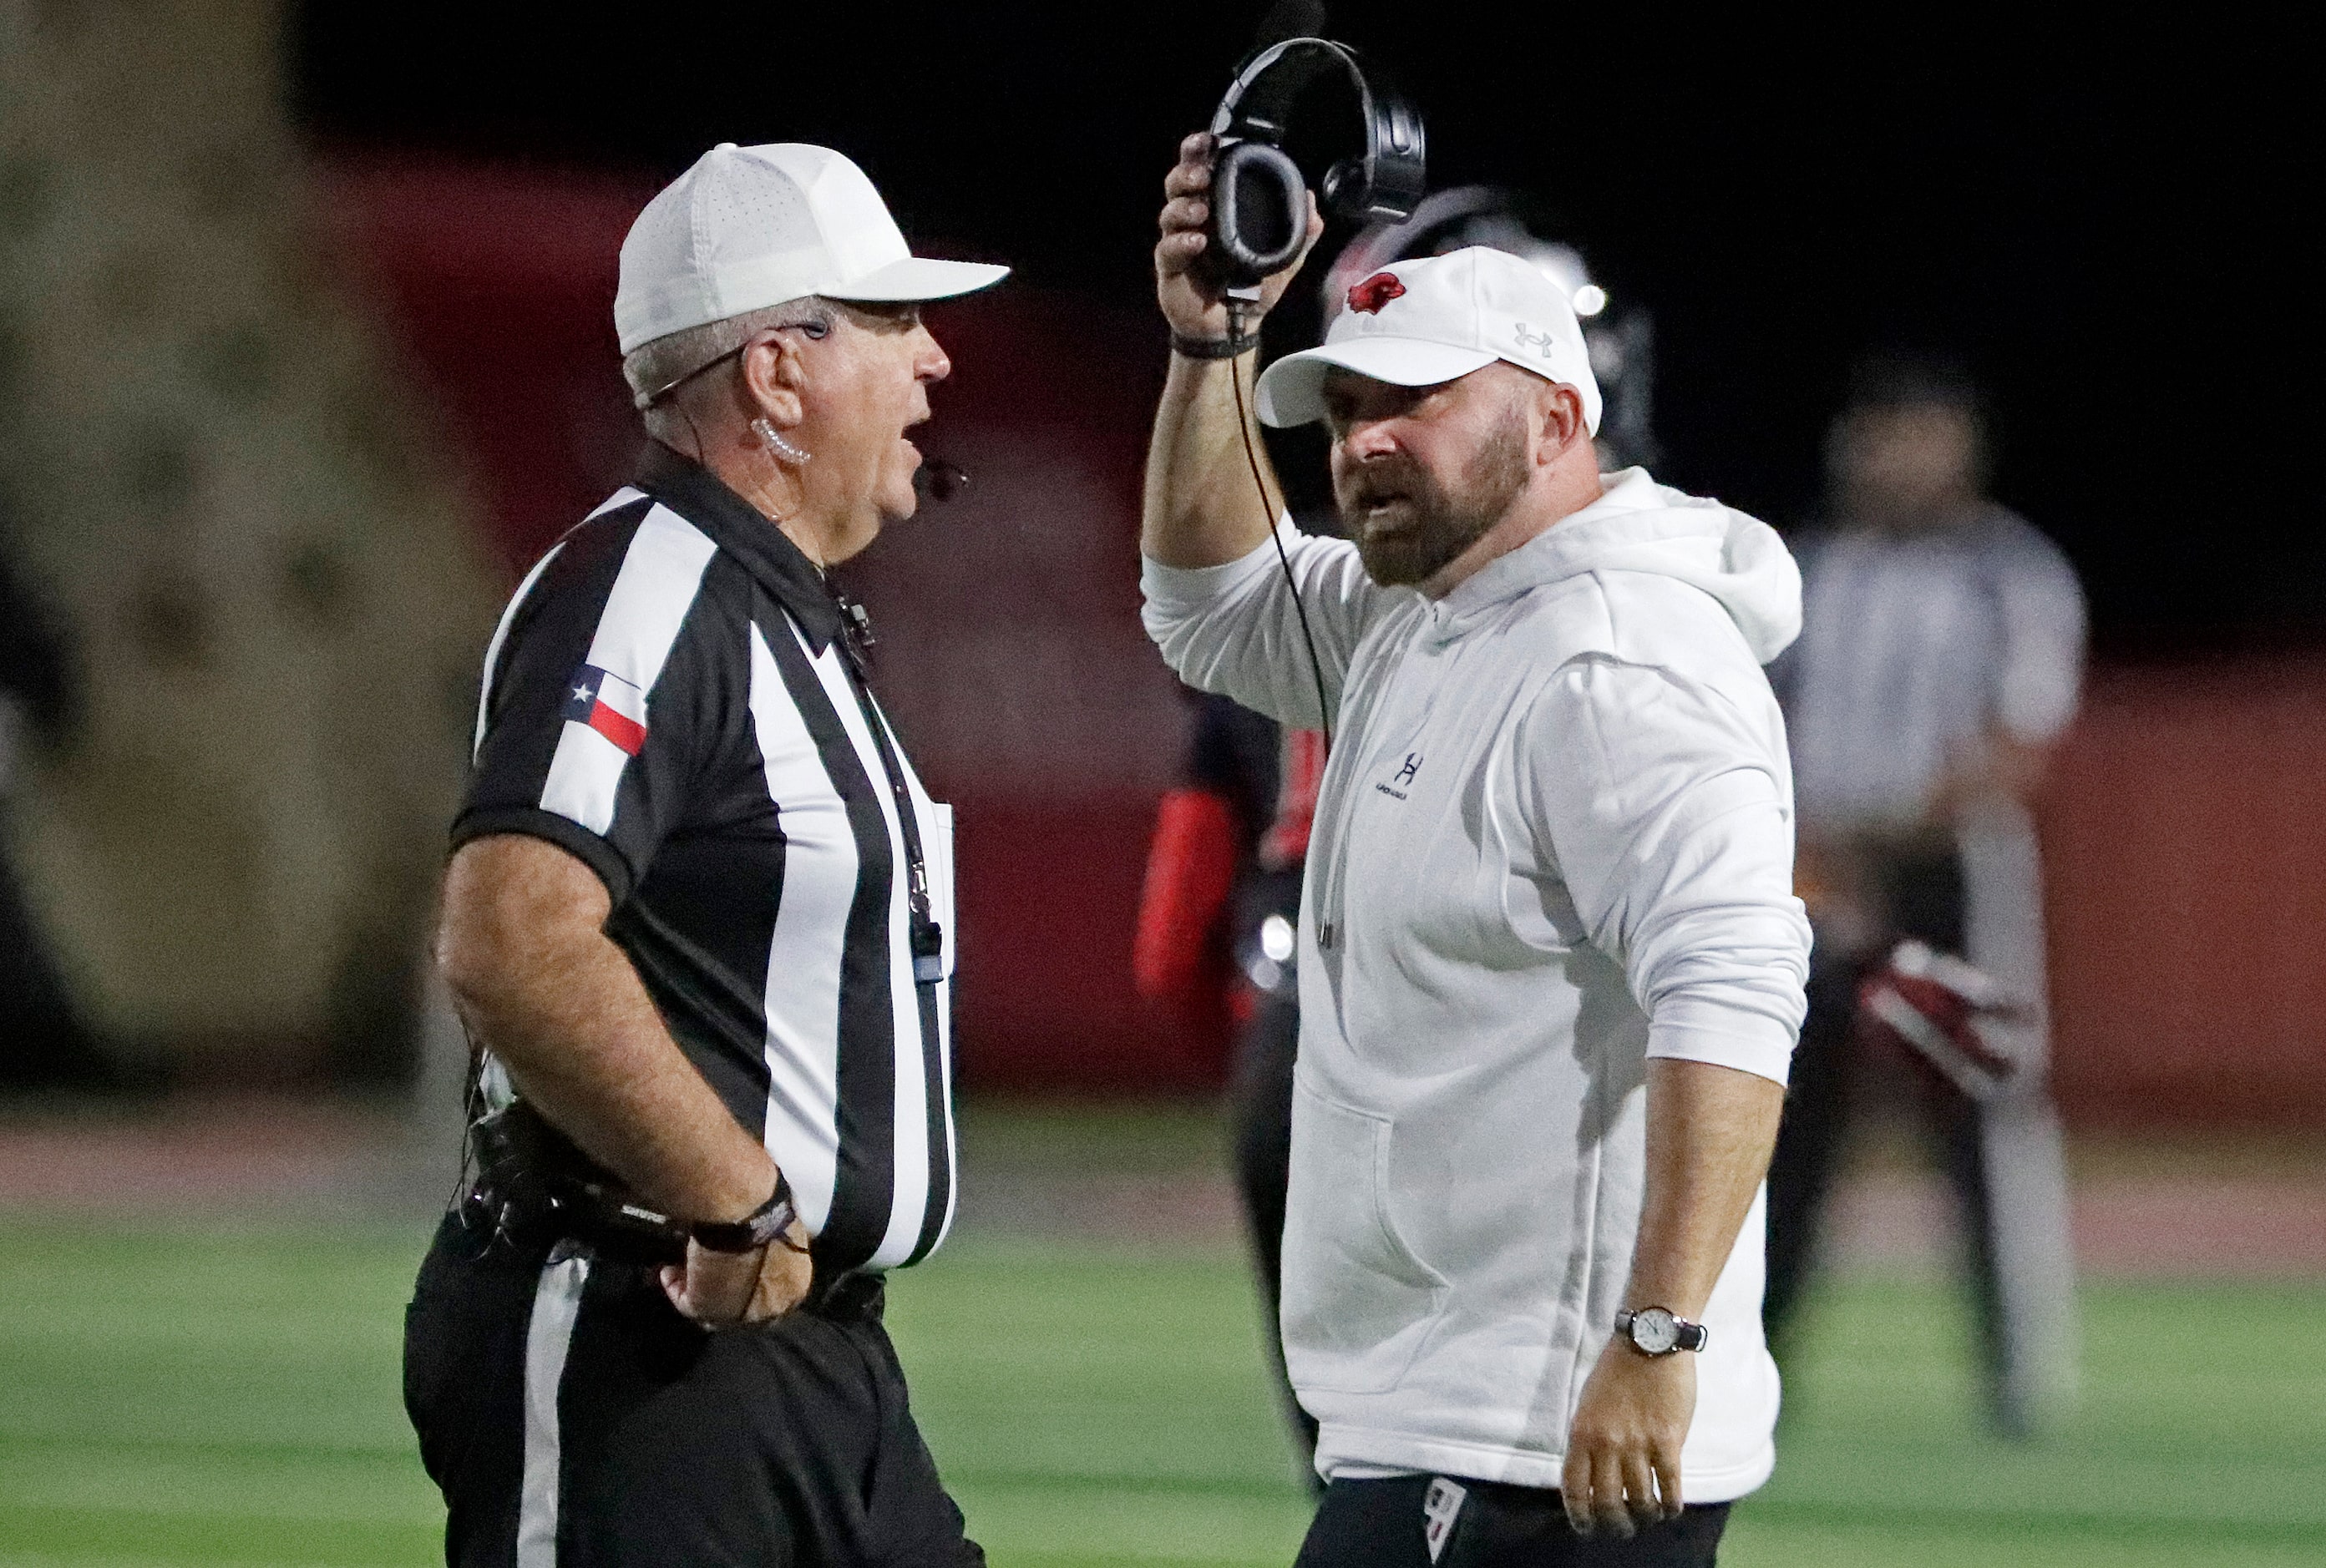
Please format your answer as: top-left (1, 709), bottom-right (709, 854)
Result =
top-left (1347, 271), bottom-right (1406, 315)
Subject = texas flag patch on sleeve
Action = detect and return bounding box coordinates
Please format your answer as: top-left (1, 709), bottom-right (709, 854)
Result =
top-left (564, 663), bottom-right (649, 756)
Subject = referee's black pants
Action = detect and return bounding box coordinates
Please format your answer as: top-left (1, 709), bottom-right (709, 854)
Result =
top-left (403, 1214), bottom-right (982, 1567)
top-left (1295, 1477), bottom-right (1730, 1567)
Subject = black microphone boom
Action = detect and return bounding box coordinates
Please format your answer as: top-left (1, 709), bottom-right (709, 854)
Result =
top-left (913, 458), bottom-right (970, 503)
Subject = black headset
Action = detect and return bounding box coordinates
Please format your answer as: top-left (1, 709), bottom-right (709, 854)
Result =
top-left (1207, 38), bottom-right (1427, 290)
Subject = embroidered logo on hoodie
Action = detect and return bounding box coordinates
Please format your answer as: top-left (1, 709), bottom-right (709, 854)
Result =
top-left (1376, 752), bottom-right (1423, 800)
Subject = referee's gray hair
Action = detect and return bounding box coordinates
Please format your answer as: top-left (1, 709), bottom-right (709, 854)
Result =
top-left (622, 296), bottom-right (835, 432)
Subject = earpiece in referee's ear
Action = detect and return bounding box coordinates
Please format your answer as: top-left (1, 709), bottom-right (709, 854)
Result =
top-left (751, 417), bottom-right (812, 466)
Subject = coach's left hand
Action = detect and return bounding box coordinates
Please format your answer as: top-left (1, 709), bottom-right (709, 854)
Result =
top-left (1562, 1340), bottom-right (1694, 1538)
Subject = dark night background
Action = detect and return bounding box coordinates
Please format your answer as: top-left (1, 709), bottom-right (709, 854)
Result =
top-left (293, 2), bottom-right (2306, 652)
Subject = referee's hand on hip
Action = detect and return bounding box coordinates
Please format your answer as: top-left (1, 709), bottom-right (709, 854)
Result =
top-left (661, 1221), bottom-right (814, 1328)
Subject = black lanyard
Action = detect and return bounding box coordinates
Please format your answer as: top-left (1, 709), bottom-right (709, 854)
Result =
top-left (830, 588), bottom-right (944, 985)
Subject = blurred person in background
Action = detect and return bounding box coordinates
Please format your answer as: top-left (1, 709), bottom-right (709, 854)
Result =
top-left (1133, 188), bottom-right (1657, 1486)
top-left (1766, 352), bottom-right (2083, 1438)
top-left (1144, 134), bottom-right (1810, 1563)
top-left (411, 143), bottom-right (1001, 1566)
top-left (1135, 684), bottom-right (1327, 1471)
top-left (0, 535), bottom-right (103, 1090)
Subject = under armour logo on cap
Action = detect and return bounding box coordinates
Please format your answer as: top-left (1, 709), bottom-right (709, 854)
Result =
top-left (1347, 271), bottom-right (1406, 314)
top-left (1513, 323), bottom-right (1563, 360)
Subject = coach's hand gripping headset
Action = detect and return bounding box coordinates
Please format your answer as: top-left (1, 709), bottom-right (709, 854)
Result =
top-left (1203, 38), bottom-right (1427, 743)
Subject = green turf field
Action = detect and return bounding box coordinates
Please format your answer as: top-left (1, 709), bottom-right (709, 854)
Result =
top-left (1, 1222), bottom-right (2320, 1567)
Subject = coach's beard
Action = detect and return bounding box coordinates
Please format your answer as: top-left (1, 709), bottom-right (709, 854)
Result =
top-left (1337, 409), bottom-right (1532, 587)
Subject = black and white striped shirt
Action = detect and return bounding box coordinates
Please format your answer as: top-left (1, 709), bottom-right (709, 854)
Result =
top-left (1776, 506), bottom-right (2085, 831)
top-left (455, 444), bottom-right (958, 1274)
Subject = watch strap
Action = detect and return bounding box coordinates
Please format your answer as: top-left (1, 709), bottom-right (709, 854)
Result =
top-left (689, 1175), bottom-right (802, 1254)
top-left (1171, 327), bottom-right (1263, 361)
top-left (1615, 1306), bottom-right (1710, 1355)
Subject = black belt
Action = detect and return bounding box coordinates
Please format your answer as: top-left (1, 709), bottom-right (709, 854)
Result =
top-left (460, 1102), bottom-right (882, 1322)
top-left (465, 1100), bottom-right (690, 1264)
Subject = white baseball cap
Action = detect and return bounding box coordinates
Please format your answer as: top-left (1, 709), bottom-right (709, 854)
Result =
top-left (1255, 246), bottom-right (1602, 433)
top-left (616, 143), bottom-right (1008, 354)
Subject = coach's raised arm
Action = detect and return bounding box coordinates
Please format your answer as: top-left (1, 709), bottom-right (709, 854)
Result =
top-left (1140, 130), bottom-right (1812, 1565)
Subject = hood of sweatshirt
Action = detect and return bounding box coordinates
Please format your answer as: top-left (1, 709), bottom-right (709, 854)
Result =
top-left (1434, 467), bottom-right (1802, 665)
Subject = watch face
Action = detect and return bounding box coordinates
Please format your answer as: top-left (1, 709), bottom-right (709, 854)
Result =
top-left (1631, 1308), bottom-right (1680, 1354)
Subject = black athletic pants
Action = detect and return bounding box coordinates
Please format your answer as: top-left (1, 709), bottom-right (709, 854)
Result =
top-left (404, 1213), bottom-right (981, 1567)
top-left (1295, 1477), bottom-right (1729, 1567)
top-left (1762, 847), bottom-right (2015, 1429)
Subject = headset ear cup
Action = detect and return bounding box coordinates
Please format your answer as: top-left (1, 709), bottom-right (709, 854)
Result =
top-left (1211, 140), bottom-right (1310, 288)
top-left (1320, 157), bottom-right (1366, 219)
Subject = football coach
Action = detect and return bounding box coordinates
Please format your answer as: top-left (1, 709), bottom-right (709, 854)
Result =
top-left (407, 143), bottom-right (1002, 1566)
top-left (1142, 135), bottom-right (1812, 1565)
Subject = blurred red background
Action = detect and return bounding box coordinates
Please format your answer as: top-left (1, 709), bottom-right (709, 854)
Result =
top-left (325, 156), bottom-right (2326, 1127)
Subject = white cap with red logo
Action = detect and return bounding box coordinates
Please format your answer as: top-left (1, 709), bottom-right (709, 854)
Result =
top-left (1254, 246), bottom-right (1602, 433)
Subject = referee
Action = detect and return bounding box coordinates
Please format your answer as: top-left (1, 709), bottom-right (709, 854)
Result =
top-left (1766, 353), bottom-right (2084, 1435)
top-left (405, 143), bottom-right (1003, 1566)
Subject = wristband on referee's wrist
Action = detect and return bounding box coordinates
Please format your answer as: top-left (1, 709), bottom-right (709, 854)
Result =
top-left (690, 1173), bottom-right (804, 1254)
top-left (1170, 326), bottom-right (1262, 361)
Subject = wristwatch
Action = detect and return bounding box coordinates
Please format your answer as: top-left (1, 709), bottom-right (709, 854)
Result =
top-left (689, 1175), bottom-right (802, 1254)
top-left (1614, 1306), bottom-right (1710, 1356)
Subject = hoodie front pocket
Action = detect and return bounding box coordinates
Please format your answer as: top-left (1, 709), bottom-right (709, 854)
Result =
top-left (1280, 1081), bottom-right (1449, 1395)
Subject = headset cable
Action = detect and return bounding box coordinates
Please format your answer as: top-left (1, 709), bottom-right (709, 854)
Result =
top-left (1226, 297), bottom-right (1334, 748)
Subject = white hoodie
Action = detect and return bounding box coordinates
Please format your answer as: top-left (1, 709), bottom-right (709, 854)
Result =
top-left (1142, 468), bottom-right (1812, 1497)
